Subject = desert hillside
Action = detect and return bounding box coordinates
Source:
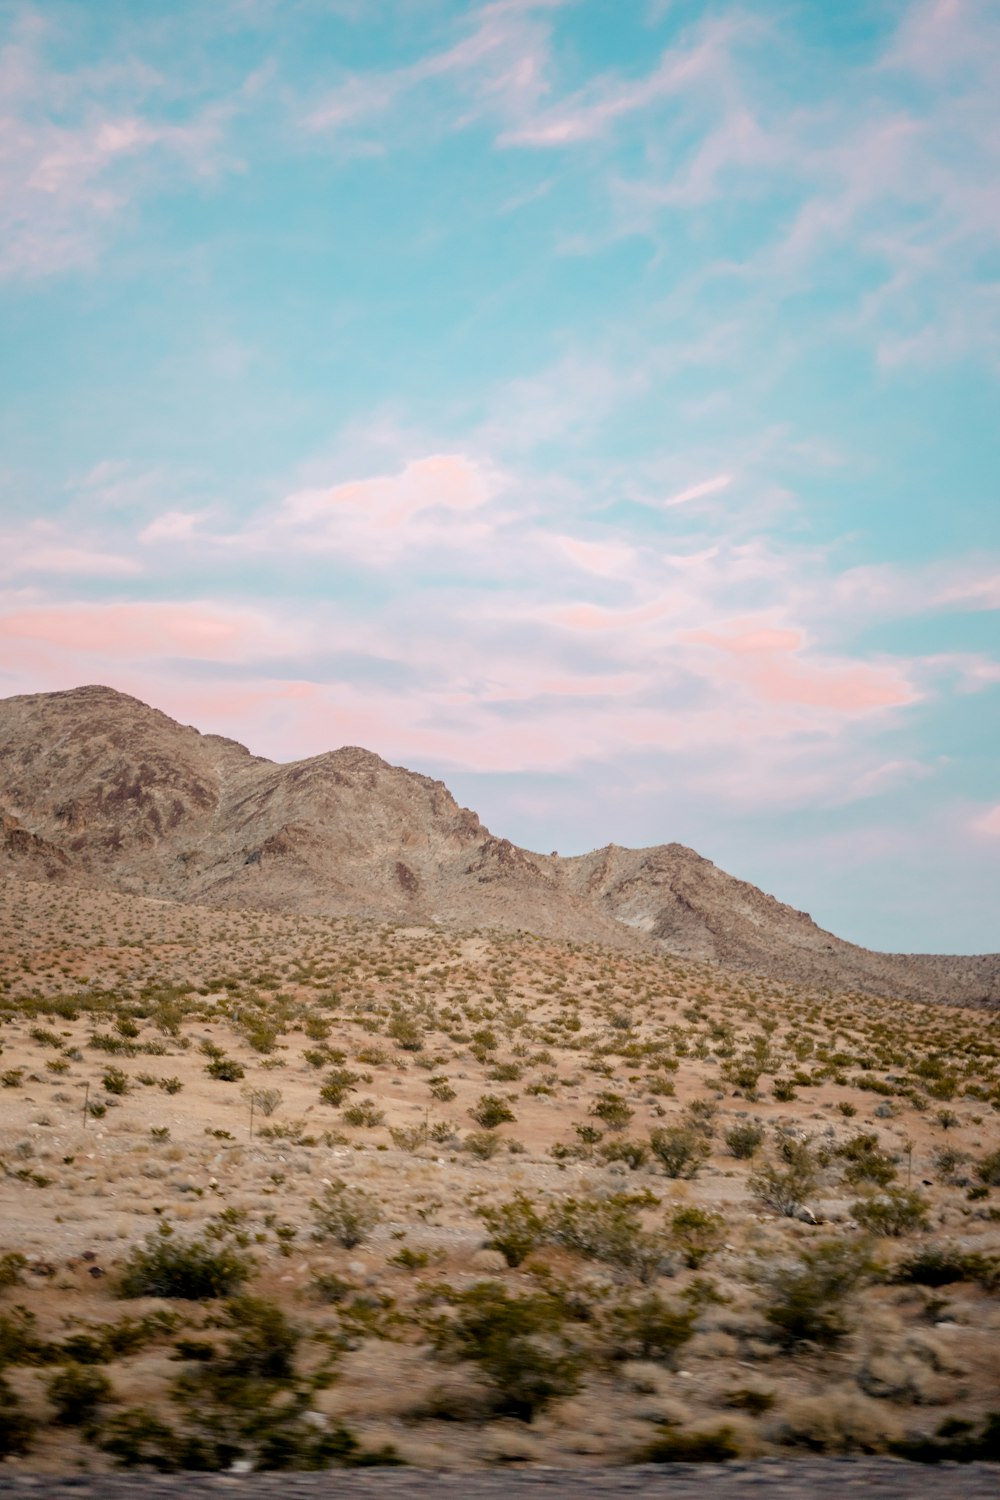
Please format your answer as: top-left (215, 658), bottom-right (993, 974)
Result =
top-left (0, 877), bottom-right (998, 1474)
top-left (0, 686), bottom-right (996, 1006)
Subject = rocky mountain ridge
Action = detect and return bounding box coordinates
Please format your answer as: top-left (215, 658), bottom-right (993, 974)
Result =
top-left (1, 684), bottom-right (996, 1005)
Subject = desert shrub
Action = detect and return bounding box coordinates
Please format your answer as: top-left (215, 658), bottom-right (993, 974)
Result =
top-left (1, 1069), bottom-right (24, 1088)
top-left (772, 1079), bottom-right (797, 1102)
top-left (158, 1076), bottom-right (183, 1094)
top-left (342, 1098), bottom-right (384, 1128)
top-left (310, 1179), bottom-right (380, 1248)
top-left (725, 1386), bottom-right (775, 1415)
top-left (749, 1140), bottom-right (818, 1217)
top-left (605, 1291), bottom-right (696, 1366)
top-left (429, 1281), bottom-right (581, 1421)
top-left (243, 1086), bottom-right (283, 1118)
top-left (851, 1187), bottom-right (930, 1237)
top-left (757, 1237), bottom-right (873, 1346)
top-left (46, 1362), bottom-right (113, 1426)
top-left (213, 1297), bottom-right (299, 1380)
top-left (0, 1375), bottom-right (35, 1457)
top-left (890, 1413), bottom-right (1000, 1463)
top-left (0, 1253), bottom-right (26, 1293)
top-left (0, 1306), bottom-right (49, 1365)
top-left (478, 1192), bottom-right (547, 1267)
top-left (977, 1148), bottom-right (1000, 1187)
top-left (724, 1123), bottom-right (764, 1159)
top-left (669, 1207), bottom-right (725, 1269)
top-left (428, 1075), bottom-right (456, 1102)
top-left (598, 1139), bottom-right (649, 1170)
top-left (643, 1424), bottom-right (740, 1462)
top-left (931, 1144), bottom-right (970, 1184)
top-left (548, 1190), bottom-right (666, 1281)
top-left (319, 1067), bottom-right (361, 1107)
top-left (463, 1130), bottom-right (502, 1160)
top-left (102, 1066), bottom-right (130, 1096)
top-left (117, 1223), bottom-right (252, 1300)
top-left (389, 1123), bottom-right (428, 1153)
top-left (591, 1091), bottom-right (634, 1131)
top-left (837, 1132), bottom-right (897, 1187)
top-left (891, 1244), bottom-right (1000, 1292)
top-left (97, 1407), bottom-right (183, 1471)
top-left (387, 1014), bottom-right (423, 1051)
top-left (649, 1126), bottom-right (710, 1179)
top-left (205, 1056), bottom-right (244, 1082)
top-left (470, 1094), bottom-right (515, 1129)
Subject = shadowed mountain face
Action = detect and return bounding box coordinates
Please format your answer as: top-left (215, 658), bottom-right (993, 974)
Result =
top-left (0, 685), bottom-right (996, 1005)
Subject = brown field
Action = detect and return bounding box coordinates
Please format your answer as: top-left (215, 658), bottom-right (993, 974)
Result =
top-left (1, 875), bottom-right (998, 1475)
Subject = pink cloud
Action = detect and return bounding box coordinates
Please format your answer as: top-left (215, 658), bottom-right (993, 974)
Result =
top-left (682, 617), bottom-right (918, 714)
top-left (0, 602), bottom-right (295, 663)
top-left (243, 452), bottom-right (506, 564)
top-left (971, 804), bottom-right (1000, 839)
top-left (554, 534), bottom-right (637, 577)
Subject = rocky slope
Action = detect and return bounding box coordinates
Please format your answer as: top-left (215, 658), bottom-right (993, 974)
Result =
top-left (0, 684), bottom-right (996, 1004)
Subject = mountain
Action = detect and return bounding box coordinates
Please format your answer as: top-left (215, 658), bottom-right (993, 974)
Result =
top-left (0, 684), bottom-right (996, 1005)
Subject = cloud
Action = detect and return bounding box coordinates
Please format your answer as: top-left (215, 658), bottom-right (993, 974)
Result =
top-left (971, 803), bottom-right (1000, 839)
top-left (241, 452), bottom-right (507, 564)
top-left (934, 572), bottom-right (1000, 610)
top-left (0, 601), bottom-right (298, 664)
top-left (0, 15), bottom-right (241, 277)
top-left (662, 473), bottom-right (734, 507)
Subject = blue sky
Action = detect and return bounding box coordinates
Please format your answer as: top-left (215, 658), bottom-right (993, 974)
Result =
top-left (1, 0), bottom-right (997, 953)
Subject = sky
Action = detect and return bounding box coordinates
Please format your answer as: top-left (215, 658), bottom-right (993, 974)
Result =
top-left (0, 0), bottom-right (998, 954)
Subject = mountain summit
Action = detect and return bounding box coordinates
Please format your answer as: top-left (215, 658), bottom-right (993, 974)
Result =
top-left (0, 685), bottom-right (996, 1005)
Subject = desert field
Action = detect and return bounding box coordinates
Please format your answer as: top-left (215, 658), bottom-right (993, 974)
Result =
top-left (0, 875), bottom-right (998, 1475)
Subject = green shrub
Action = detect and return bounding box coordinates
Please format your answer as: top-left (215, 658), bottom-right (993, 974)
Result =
top-left (605, 1291), bottom-right (696, 1366)
top-left (342, 1098), bottom-right (384, 1128)
top-left (478, 1192), bottom-right (547, 1267)
top-left (649, 1126), bottom-right (710, 1179)
top-left (46, 1362), bottom-right (113, 1426)
top-left (591, 1091), bottom-right (634, 1131)
top-left (117, 1223), bottom-right (253, 1300)
top-left (470, 1094), bottom-right (515, 1129)
top-left (387, 1015), bottom-right (423, 1052)
top-left (319, 1067), bottom-right (361, 1106)
top-left (102, 1066), bottom-right (130, 1096)
top-left (758, 1237), bottom-right (873, 1346)
top-left (0, 1252), bottom-right (26, 1294)
top-left (643, 1424), bottom-right (740, 1462)
top-left (977, 1148), bottom-right (1000, 1187)
top-left (749, 1140), bottom-right (818, 1217)
top-left (669, 1207), bottom-right (725, 1269)
top-left (891, 1413), bottom-right (1000, 1464)
top-left (837, 1132), bottom-right (897, 1187)
top-left (548, 1190), bottom-right (665, 1281)
top-left (724, 1123), bottom-right (764, 1159)
top-left (891, 1244), bottom-right (1000, 1292)
top-left (213, 1297), bottom-right (299, 1380)
top-left (851, 1187), bottom-right (930, 1237)
top-left (310, 1179), bottom-right (380, 1248)
top-left (205, 1056), bottom-right (244, 1082)
top-left (430, 1281), bottom-right (581, 1421)
top-left (0, 1374), bottom-right (35, 1457)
